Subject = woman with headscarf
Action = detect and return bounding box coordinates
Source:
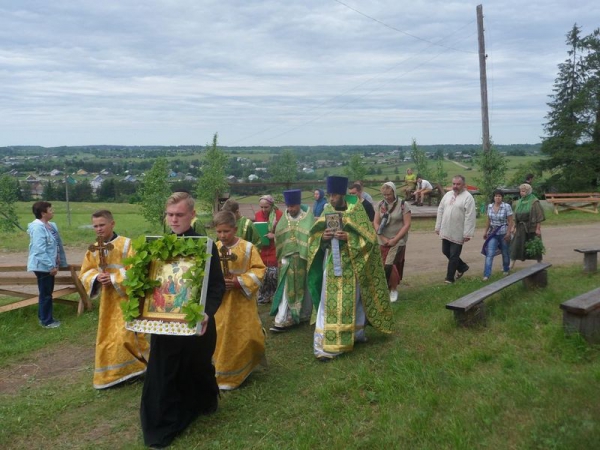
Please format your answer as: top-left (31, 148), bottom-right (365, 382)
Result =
top-left (255, 195), bottom-right (283, 304)
top-left (510, 183), bottom-right (545, 265)
top-left (373, 182), bottom-right (411, 303)
top-left (312, 189), bottom-right (326, 217)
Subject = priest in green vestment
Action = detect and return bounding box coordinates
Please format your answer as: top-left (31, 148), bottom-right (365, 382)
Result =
top-left (270, 189), bottom-right (314, 332)
top-left (308, 176), bottom-right (393, 360)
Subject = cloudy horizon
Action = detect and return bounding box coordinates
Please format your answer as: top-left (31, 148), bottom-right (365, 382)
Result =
top-left (1, 1), bottom-right (598, 148)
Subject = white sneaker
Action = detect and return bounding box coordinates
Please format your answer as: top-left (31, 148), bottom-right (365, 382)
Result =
top-left (389, 289), bottom-right (398, 302)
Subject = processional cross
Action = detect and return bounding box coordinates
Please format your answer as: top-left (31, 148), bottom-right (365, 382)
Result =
top-left (88, 237), bottom-right (114, 271)
top-left (219, 245), bottom-right (237, 278)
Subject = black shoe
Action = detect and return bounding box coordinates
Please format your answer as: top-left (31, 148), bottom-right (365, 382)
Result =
top-left (269, 326), bottom-right (287, 333)
top-left (456, 266), bottom-right (470, 279)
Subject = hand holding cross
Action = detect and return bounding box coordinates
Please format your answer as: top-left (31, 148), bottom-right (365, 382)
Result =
top-left (88, 236), bottom-right (114, 272)
top-left (219, 245), bottom-right (237, 278)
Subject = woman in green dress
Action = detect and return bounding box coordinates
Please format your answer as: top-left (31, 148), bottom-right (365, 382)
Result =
top-left (510, 183), bottom-right (545, 265)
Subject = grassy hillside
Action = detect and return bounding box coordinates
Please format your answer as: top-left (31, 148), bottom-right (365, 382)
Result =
top-left (0, 265), bottom-right (599, 449)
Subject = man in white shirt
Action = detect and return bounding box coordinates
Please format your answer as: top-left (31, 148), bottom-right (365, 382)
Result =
top-left (435, 175), bottom-right (477, 284)
top-left (412, 175), bottom-right (433, 206)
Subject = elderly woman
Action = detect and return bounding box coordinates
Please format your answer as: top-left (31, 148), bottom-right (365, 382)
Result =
top-left (482, 189), bottom-right (513, 281)
top-left (254, 195), bottom-right (283, 304)
top-left (373, 182), bottom-right (411, 302)
top-left (510, 183), bottom-right (545, 265)
top-left (27, 201), bottom-right (68, 328)
top-left (312, 189), bottom-right (326, 217)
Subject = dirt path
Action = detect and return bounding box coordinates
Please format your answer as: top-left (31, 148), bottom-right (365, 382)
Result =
top-left (1, 223), bottom-right (597, 280)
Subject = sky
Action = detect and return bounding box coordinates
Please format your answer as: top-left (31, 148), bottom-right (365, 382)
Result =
top-left (1, 0), bottom-right (599, 148)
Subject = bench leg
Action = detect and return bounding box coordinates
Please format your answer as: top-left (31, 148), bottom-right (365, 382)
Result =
top-left (453, 303), bottom-right (487, 327)
top-left (523, 269), bottom-right (548, 289)
top-left (563, 309), bottom-right (600, 344)
top-left (583, 253), bottom-right (598, 274)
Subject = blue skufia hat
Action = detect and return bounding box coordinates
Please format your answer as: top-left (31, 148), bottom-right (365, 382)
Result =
top-left (283, 189), bottom-right (302, 206)
top-left (326, 176), bottom-right (348, 195)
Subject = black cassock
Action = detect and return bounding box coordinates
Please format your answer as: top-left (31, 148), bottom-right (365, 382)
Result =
top-left (140, 228), bottom-right (226, 448)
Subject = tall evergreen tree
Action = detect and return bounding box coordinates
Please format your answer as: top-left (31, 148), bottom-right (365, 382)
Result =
top-left (139, 158), bottom-right (171, 228)
top-left (270, 149), bottom-right (298, 187)
top-left (195, 133), bottom-right (228, 213)
top-left (409, 139), bottom-right (431, 180)
top-left (0, 175), bottom-right (23, 231)
top-left (344, 154), bottom-right (367, 182)
top-left (541, 25), bottom-right (600, 190)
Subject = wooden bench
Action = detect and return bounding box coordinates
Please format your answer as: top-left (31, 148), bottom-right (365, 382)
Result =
top-left (425, 183), bottom-right (445, 206)
top-left (446, 262), bottom-right (552, 327)
top-left (545, 192), bottom-right (600, 215)
top-left (574, 248), bottom-right (600, 273)
top-left (0, 264), bottom-right (91, 316)
top-left (560, 287), bottom-right (600, 344)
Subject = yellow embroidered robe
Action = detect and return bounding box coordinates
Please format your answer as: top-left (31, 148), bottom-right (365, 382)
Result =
top-left (214, 239), bottom-right (266, 390)
top-left (80, 235), bottom-right (150, 389)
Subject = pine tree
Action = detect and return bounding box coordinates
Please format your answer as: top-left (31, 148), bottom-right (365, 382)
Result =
top-left (0, 175), bottom-right (23, 231)
top-left (139, 158), bottom-right (171, 228)
top-left (195, 133), bottom-right (228, 213)
top-left (541, 25), bottom-right (600, 190)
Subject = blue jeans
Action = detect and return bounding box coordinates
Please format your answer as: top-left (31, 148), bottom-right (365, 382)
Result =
top-left (34, 271), bottom-right (55, 325)
top-left (484, 234), bottom-right (510, 277)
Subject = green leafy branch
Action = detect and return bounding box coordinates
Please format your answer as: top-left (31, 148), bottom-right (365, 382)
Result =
top-left (121, 234), bottom-right (210, 328)
top-left (525, 236), bottom-right (546, 259)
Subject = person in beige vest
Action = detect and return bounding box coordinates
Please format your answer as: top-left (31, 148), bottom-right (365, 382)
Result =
top-left (373, 182), bottom-right (411, 302)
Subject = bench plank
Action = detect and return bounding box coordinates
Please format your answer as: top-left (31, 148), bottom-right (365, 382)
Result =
top-left (574, 248), bottom-right (600, 273)
top-left (560, 287), bottom-right (600, 344)
top-left (560, 287), bottom-right (600, 315)
top-left (0, 288), bottom-right (80, 313)
top-left (446, 262), bottom-right (552, 312)
top-left (0, 264), bottom-right (91, 316)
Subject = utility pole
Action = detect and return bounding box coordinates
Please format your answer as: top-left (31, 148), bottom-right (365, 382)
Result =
top-left (64, 168), bottom-right (71, 227)
top-left (477, 4), bottom-right (491, 153)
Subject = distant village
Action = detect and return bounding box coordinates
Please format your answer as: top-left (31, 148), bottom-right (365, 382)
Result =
top-left (1, 144), bottom-right (538, 199)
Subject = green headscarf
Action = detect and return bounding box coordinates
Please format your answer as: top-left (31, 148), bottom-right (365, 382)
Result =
top-left (515, 183), bottom-right (538, 214)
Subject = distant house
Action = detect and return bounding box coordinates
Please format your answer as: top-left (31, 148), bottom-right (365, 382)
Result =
top-left (248, 174), bottom-right (260, 181)
top-left (50, 169), bottom-right (63, 177)
top-left (100, 169), bottom-right (112, 176)
top-left (184, 175), bottom-right (197, 182)
top-left (302, 167), bottom-right (315, 174)
top-left (168, 170), bottom-right (178, 178)
top-left (91, 175), bottom-right (104, 191)
top-left (76, 169), bottom-right (88, 176)
top-left (123, 175), bottom-right (137, 183)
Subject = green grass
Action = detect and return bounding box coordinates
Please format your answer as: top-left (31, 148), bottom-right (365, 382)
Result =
top-left (1, 265), bottom-right (599, 449)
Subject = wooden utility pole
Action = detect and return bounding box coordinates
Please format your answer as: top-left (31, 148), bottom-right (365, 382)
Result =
top-left (477, 5), bottom-right (491, 152)
top-left (64, 169), bottom-right (71, 227)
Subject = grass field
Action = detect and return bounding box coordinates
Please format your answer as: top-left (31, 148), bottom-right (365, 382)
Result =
top-left (0, 264), bottom-right (599, 449)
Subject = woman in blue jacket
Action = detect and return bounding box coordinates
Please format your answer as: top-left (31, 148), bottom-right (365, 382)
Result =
top-left (27, 201), bottom-right (67, 328)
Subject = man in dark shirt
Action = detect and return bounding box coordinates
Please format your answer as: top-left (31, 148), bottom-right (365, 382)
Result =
top-left (140, 192), bottom-right (226, 448)
top-left (349, 182), bottom-right (375, 222)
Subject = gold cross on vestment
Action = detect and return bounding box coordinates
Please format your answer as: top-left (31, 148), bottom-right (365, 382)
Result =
top-left (88, 237), bottom-right (114, 271)
top-left (219, 245), bottom-right (237, 278)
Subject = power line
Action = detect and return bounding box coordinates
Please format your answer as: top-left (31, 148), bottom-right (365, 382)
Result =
top-left (333, 0), bottom-right (476, 54)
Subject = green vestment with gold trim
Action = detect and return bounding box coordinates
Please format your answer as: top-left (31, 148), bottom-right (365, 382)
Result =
top-left (308, 196), bottom-right (393, 354)
top-left (271, 208), bottom-right (314, 323)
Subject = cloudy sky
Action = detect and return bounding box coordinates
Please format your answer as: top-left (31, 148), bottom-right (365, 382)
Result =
top-left (1, 0), bottom-right (598, 147)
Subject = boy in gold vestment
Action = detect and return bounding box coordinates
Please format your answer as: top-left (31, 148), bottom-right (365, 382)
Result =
top-left (80, 210), bottom-right (149, 389)
top-left (213, 211), bottom-right (266, 390)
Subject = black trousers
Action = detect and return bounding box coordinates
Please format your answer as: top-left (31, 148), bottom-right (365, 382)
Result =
top-left (441, 239), bottom-right (468, 282)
